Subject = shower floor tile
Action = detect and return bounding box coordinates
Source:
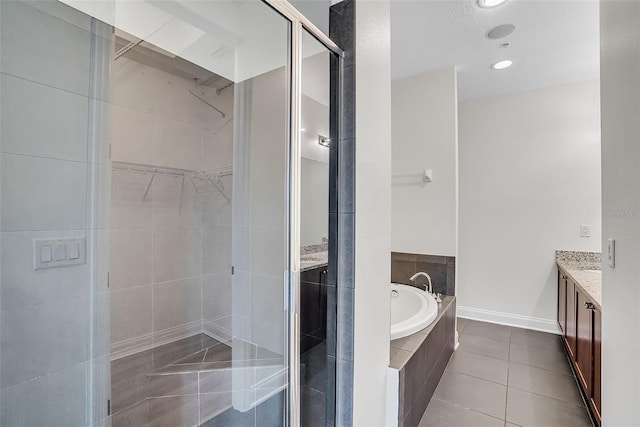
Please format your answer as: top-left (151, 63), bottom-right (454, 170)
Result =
top-left (110, 333), bottom-right (285, 427)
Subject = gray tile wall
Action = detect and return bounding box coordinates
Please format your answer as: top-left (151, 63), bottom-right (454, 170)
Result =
top-left (391, 252), bottom-right (456, 296)
top-left (0, 2), bottom-right (112, 425)
top-left (329, 1), bottom-right (356, 425)
top-left (397, 298), bottom-right (456, 427)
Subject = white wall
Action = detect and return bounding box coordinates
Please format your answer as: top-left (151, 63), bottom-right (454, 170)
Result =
top-left (600, 2), bottom-right (640, 424)
top-left (391, 68), bottom-right (457, 256)
top-left (458, 80), bottom-right (601, 331)
top-left (301, 158), bottom-right (329, 246)
top-left (353, 0), bottom-right (392, 425)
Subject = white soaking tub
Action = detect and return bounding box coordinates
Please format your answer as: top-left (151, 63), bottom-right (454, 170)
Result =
top-left (390, 283), bottom-right (438, 340)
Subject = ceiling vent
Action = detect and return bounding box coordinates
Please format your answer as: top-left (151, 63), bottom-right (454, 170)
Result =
top-left (486, 24), bottom-right (516, 40)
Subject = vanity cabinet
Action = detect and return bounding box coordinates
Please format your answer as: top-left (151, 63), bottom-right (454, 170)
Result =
top-left (575, 290), bottom-right (592, 395)
top-left (564, 278), bottom-right (577, 358)
top-left (557, 268), bottom-right (602, 425)
top-left (557, 272), bottom-right (567, 334)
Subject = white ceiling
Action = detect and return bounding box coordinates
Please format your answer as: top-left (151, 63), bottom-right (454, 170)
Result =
top-left (391, 0), bottom-right (600, 100)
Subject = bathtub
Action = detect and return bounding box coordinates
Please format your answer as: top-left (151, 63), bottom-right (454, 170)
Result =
top-left (390, 283), bottom-right (439, 340)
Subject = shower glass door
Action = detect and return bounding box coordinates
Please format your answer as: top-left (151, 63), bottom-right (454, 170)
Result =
top-left (0, 0), bottom-right (295, 425)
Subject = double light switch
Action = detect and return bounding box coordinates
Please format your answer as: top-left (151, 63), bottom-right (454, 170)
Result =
top-left (34, 237), bottom-right (86, 270)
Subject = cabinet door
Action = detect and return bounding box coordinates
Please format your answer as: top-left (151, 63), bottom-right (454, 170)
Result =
top-left (566, 281), bottom-right (577, 358)
top-left (558, 271), bottom-right (567, 334)
top-left (576, 290), bottom-right (593, 395)
top-left (591, 308), bottom-right (602, 421)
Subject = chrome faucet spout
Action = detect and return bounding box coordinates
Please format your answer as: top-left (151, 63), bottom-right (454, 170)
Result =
top-left (409, 271), bottom-right (433, 294)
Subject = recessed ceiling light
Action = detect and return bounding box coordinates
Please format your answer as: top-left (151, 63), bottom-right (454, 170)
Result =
top-left (491, 60), bottom-right (513, 70)
top-left (478, 0), bottom-right (508, 8)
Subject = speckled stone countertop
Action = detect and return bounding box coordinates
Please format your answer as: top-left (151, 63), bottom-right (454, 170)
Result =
top-left (300, 249), bottom-right (328, 272)
top-left (556, 250), bottom-right (602, 310)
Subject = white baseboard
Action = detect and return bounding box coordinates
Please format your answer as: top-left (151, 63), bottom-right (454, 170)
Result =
top-left (458, 306), bottom-right (560, 334)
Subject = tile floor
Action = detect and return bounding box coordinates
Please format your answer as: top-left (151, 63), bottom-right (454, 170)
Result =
top-left (110, 334), bottom-right (284, 426)
top-left (419, 318), bottom-right (594, 427)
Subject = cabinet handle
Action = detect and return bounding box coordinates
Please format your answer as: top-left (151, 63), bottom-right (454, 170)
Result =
top-left (561, 275), bottom-right (568, 279)
top-left (584, 302), bottom-right (595, 310)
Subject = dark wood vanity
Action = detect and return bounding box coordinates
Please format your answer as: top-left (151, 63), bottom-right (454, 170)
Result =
top-left (558, 268), bottom-right (602, 425)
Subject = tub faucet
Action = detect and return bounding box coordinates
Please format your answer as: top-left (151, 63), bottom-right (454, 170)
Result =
top-left (409, 272), bottom-right (433, 294)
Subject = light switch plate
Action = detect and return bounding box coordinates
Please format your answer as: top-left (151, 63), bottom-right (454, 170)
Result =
top-left (34, 237), bottom-right (86, 270)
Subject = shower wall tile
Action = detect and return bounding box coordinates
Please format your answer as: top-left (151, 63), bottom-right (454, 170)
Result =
top-left (337, 213), bottom-right (355, 289)
top-left (23, 0), bottom-right (92, 32)
top-left (337, 138), bottom-right (355, 214)
top-left (0, 74), bottom-right (89, 162)
top-left (92, 292), bottom-right (111, 358)
top-left (110, 227), bottom-right (152, 290)
top-left (330, 0), bottom-right (355, 424)
top-left (0, 0), bottom-right (91, 96)
top-left (110, 285), bottom-right (153, 344)
top-left (203, 189), bottom-right (233, 227)
top-left (110, 103), bottom-right (156, 164)
top-left (204, 117), bottom-right (234, 170)
top-left (112, 56), bottom-right (158, 114)
top-left (391, 252), bottom-right (456, 296)
top-left (202, 273), bottom-right (232, 321)
top-left (1, 153), bottom-right (87, 232)
top-left (110, 202), bottom-right (153, 229)
top-left (251, 273), bottom-right (285, 354)
top-left (251, 225), bottom-right (286, 277)
top-left (90, 163), bottom-right (113, 231)
top-left (0, 230), bottom-right (89, 310)
top-left (152, 226), bottom-right (202, 283)
top-left (0, 295), bottom-right (89, 388)
top-left (155, 72), bottom-right (207, 128)
top-left (151, 180), bottom-right (203, 228)
top-left (153, 277), bottom-right (202, 332)
top-left (0, 361), bottom-right (87, 427)
top-left (204, 85), bottom-right (234, 131)
top-left (147, 395), bottom-right (200, 427)
top-left (203, 225), bottom-right (232, 275)
top-left (154, 118), bottom-right (204, 171)
top-left (341, 66), bottom-right (355, 140)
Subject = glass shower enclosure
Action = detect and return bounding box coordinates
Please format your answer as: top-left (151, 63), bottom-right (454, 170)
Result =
top-left (0, 0), bottom-right (342, 425)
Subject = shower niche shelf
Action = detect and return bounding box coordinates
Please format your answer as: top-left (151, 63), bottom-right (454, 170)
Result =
top-left (111, 160), bottom-right (232, 204)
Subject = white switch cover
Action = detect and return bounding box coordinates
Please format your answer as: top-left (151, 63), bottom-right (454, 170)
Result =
top-left (54, 244), bottom-right (66, 261)
top-left (34, 237), bottom-right (85, 270)
top-left (608, 238), bottom-right (615, 268)
top-left (40, 245), bottom-right (52, 262)
top-left (580, 225), bottom-right (591, 237)
top-left (68, 243), bottom-right (80, 260)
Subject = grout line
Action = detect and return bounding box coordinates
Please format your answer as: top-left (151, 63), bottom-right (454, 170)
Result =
top-left (505, 335), bottom-right (511, 422)
top-left (507, 360), bottom-right (574, 377)
top-left (431, 397), bottom-right (506, 423)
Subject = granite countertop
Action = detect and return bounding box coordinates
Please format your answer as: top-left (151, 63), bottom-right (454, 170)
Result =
top-left (300, 251), bottom-right (328, 272)
top-left (556, 250), bottom-right (602, 311)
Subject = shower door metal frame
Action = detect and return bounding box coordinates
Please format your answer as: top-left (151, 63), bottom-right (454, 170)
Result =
top-left (261, 1), bottom-right (344, 426)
